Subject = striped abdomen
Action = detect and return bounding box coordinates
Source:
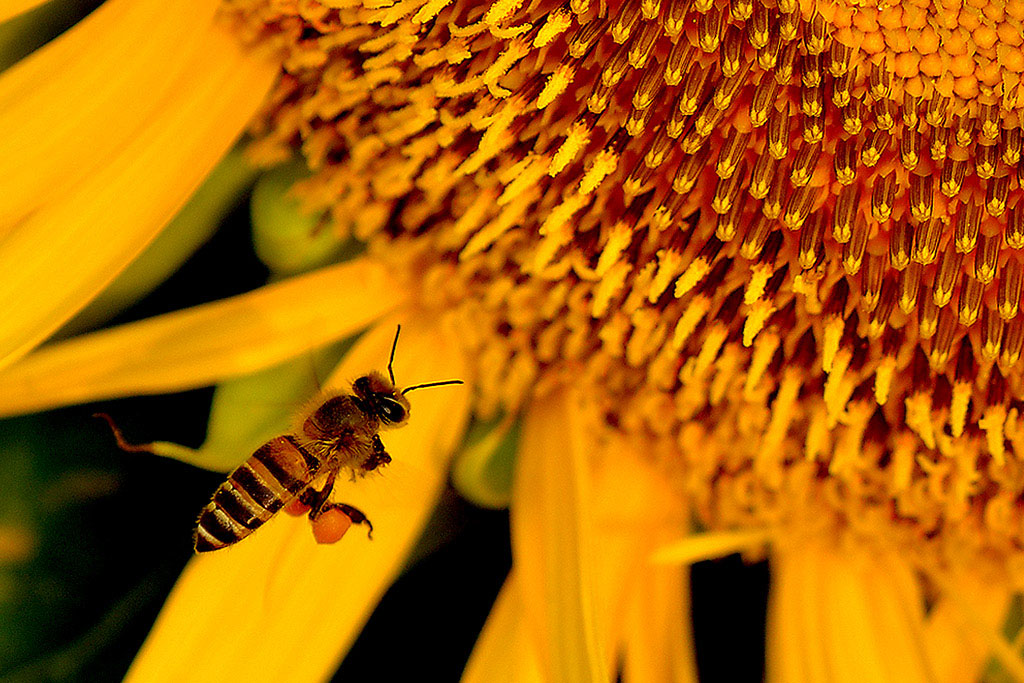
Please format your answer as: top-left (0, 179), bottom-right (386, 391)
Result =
top-left (194, 435), bottom-right (321, 552)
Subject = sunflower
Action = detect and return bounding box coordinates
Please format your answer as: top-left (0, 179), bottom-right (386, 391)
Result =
top-left (6, 0), bottom-right (1024, 679)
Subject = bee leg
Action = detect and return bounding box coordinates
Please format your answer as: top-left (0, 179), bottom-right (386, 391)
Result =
top-left (301, 471), bottom-right (375, 539)
top-left (299, 469), bottom-right (338, 516)
top-left (308, 498), bottom-right (375, 540)
top-left (362, 435), bottom-right (392, 471)
top-left (330, 503), bottom-right (374, 540)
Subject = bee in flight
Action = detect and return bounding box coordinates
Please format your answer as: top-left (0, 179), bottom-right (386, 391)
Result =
top-left (98, 325), bottom-right (462, 552)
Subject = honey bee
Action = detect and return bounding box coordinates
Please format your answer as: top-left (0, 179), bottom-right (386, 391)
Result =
top-left (98, 326), bottom-right (462, 553)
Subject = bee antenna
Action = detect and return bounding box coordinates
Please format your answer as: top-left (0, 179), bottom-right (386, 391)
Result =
top-left (388, 325), bottom-right (401, 385)
top-left (401, 379), bottom-right (465, 395)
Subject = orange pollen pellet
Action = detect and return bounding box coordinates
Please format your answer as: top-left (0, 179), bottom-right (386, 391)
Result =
top-left (311, 508), bottom-right (354, 545)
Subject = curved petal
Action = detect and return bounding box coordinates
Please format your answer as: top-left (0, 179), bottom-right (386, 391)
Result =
top-left (767, 537), bottom-right (811, 683)
top-left (852, 549), bottom-right (936, 683)
top-left (0, 0), bottom-right (216, 225)
top-left (0, 0), bottom-right (51, 25)
top-left (461, 574), bottom-right (543, 683)
top-left (624, 563), bottom-right (696, 683)
top-left (125, 316), bottom-right (471, 683)
top-left (594, 439), bottom-right (695, 683)
top-left (512, 390), bottom-right (607, 683)
top-left (125, 342), bottom-right (351, 473)
top-left (59, 146), bottom-right (261, 337)
top-left (468, 430), bottom-right (686, 683)
top-left (925, 571), bottom-right (1022, 682)
top-left (0, 258), bottom-right (407, 416)
top-left (651, 528), bottom-right (772, 565)
top-left (924, 576), bottom-right (1012, 683)
top-left (769, 540), bottom-right (935, 683)
top-left (772, 540), bottom-right (842, 683)
top-left (0, 0), bottom-right (278, 370)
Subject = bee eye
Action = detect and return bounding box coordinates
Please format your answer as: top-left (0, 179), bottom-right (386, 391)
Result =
top-left (379, 400), bottom-right (406, 424)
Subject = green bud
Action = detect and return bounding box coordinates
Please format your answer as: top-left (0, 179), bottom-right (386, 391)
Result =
top-left (251, 160), bottom-right (359, 275)
top-left (450, 416), bottom-right (519, 509)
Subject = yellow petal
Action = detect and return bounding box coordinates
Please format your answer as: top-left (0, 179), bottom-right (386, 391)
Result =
top-left (0, 258), bottom-right (407, 417)
top-left (651, 528), bottom-right (772, 565)
top-left (772, 541), bottom-right (842, 683)
top-left (925, 572), bottom-right (1018, 683)
top-left (126, 318), bottom-right (470, 683)
top-left (605, 441), bottom-right (695, 683)
top-left (769, 540), bottom-right (934, 683)
top-left (624, 564), bottom-right (697, 683)
top-left (0, 0), bottom-right (50, 25)
top-left (0, 0), bottom-right (215, 226)
top-left (852, 550), bottom-right (934, 683)
top-left (0, 0), bottom-right (278, 370)
top-left (512, 390), bottom-right (607, 683)
top-left (131, 343), bottom-right (351, 473)
top-left (767, 537), bottom-right (812, 683)
top-left (59, 146), bottom-right (261, 337)
top-left (589, 434), bottom-right (691, 677)
top-left (462, 574), bottom-right (544, 683)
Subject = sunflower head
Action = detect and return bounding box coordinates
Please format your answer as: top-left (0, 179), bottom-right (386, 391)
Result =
top-left (11, 0), bottom-right (1024, 679)
top-left (213, 0), bottom-right (1024, 578)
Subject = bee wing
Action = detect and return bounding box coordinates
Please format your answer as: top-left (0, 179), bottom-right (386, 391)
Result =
top-left (250, 455), bottom-right (445, 604)
top-left (333, 457), bottom-right (429, 517)
top-left (253, 458), bottom-right (429, 604)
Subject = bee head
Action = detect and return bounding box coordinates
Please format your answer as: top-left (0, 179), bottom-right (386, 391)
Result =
top-left (312, 325), bottom-right (463, 436)
top-left (352, 371), bottom-right (411, 427)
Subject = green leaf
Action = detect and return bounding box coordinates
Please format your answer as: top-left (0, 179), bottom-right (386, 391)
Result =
top-left (129, 339), bottom-right (354, 473)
